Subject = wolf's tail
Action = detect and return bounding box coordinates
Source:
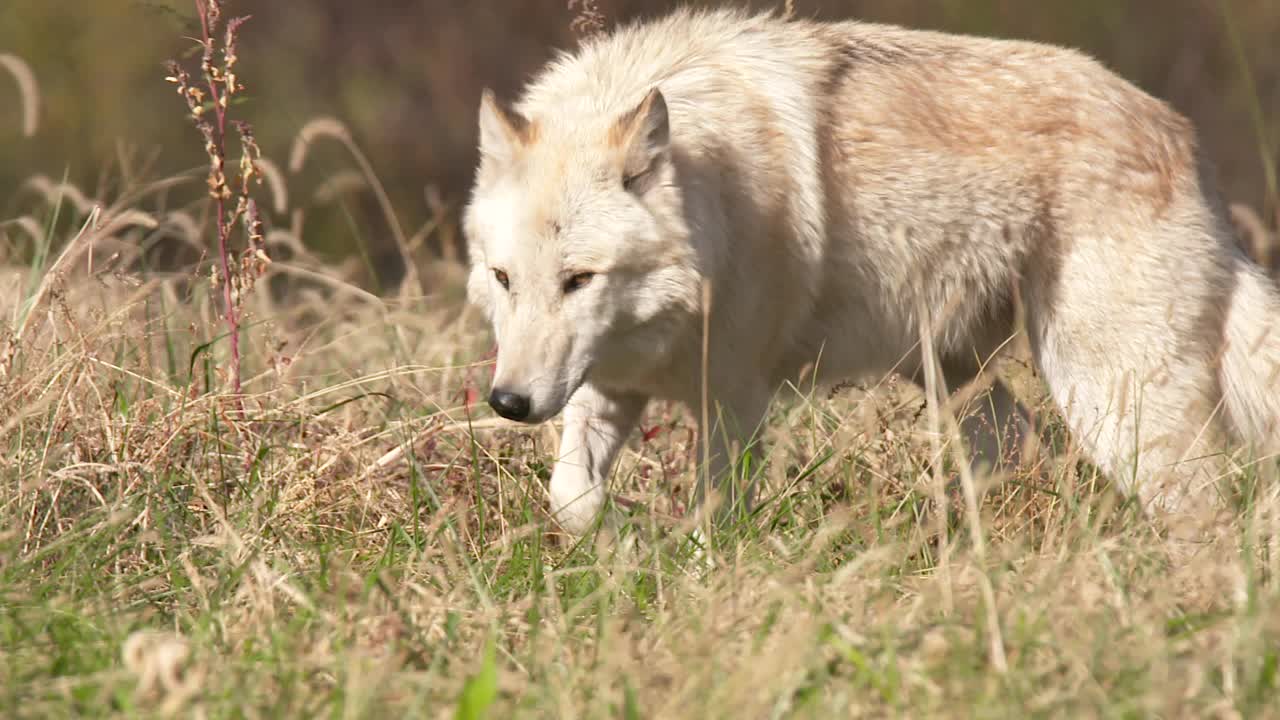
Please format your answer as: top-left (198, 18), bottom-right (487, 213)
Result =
top-left (1220, 256), bottom-right (1280, 460)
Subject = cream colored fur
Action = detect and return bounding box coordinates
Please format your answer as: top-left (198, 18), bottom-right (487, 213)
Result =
top-left (462, 7), bottom-right (1280, 538)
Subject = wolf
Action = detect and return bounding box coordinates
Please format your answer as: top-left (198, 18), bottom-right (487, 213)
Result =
top-left (461, 7), bottom-right (1280, 541)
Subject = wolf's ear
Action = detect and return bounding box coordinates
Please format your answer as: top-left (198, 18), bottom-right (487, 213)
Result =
top-left (478, 88), bottom-right (532, 164)
top-left (614, 87), bottom-right (669, 191)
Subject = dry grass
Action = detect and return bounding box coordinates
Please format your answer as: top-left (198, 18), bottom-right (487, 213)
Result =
top-left (2, 6), bottom-right (1280, 718)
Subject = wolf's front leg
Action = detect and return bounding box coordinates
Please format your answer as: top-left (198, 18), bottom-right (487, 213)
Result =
top-left (547, 383), bottom-right (648, 536)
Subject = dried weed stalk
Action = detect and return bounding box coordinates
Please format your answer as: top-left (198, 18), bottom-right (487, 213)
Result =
top-left (568, 0), bottom-right (606, 40)
top-left (165, 0), bottom-right (268, 396)
top-left (0, 52), bottom-right (40, 137)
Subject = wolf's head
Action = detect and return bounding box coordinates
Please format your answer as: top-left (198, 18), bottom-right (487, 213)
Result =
top-left (462, 87), bottom-right (700, 423)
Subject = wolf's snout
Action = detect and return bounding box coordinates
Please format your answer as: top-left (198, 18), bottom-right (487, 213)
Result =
top-left (489, 388), bottom-right (532, 422)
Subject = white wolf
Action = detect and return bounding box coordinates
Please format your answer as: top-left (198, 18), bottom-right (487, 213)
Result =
top-left (462, 7), bottom-right (1280, 539)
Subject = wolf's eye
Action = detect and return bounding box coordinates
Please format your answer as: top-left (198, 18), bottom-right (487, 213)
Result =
top-left (563, 272), bottom-right (595, 293)
top-left (492, 268), bottom-right (510, 290)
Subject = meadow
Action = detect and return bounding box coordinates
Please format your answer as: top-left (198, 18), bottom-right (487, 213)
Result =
top-left (2, 2), bottom-right (1279, 718)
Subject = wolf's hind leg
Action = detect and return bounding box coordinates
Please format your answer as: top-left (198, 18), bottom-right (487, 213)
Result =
top-left (1021, 228), bottom-right (1234, 526)
top-left (548, 383), bottom-right (648, 537)
top-left (1032, 347), bottom-right (1229, 518)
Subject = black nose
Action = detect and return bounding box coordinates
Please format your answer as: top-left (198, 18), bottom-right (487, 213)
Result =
top-left (488, 389), bottom-right (531, 421)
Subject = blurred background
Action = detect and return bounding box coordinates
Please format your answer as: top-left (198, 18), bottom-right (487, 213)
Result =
top-left (1, 0), bottom-right (1277, 292)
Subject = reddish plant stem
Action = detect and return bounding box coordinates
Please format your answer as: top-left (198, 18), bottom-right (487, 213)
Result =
top-left (197, 0), bottom-right (241, 396)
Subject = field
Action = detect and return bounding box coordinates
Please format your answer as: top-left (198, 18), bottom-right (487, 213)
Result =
top-left (3, 3), bottom-right (1280, 718)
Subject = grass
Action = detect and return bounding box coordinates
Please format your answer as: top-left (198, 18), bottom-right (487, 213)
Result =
top-left (2, 3), bottom-right (1280, 718)
top-left (3, 206), bottom-right (1279, 718)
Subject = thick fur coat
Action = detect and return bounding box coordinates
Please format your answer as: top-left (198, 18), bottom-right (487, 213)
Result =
top-left (463, 7), bottom-right (1280, 537)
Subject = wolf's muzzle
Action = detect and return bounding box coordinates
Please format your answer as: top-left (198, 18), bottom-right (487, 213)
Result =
top-left (488, 388), bottom-right (532, 421)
